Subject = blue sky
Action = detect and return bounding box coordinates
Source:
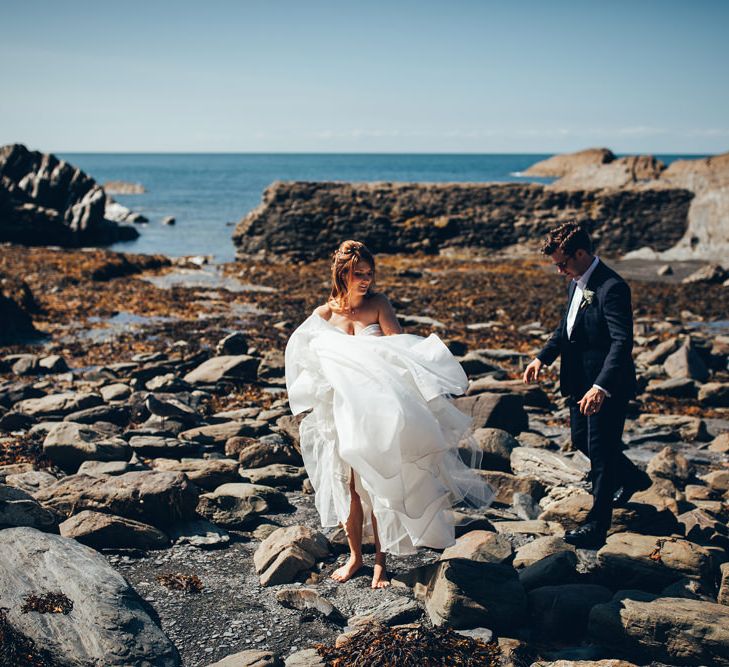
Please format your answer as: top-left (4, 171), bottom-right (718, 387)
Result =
top-left (2, 0), bottom-right (728, 153)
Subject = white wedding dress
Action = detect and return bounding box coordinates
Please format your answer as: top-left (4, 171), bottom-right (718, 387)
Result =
top-left (284, 314), bottom-right (494, 555)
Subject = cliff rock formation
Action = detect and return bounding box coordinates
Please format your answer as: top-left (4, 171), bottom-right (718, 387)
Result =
top-left (0, 144), bottom-right (139, 247)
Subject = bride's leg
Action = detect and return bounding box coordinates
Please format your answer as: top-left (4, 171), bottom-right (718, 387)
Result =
top-left (370, 512), bottom-right (390, 589)
top-left (331, 474), bottom-right (364, 582)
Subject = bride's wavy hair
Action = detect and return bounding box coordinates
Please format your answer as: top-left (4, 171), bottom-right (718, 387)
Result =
top-left (328, 240), bottom-right (376, 311)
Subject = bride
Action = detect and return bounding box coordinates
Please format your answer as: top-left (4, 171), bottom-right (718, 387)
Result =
top-left (284, 240), bottom-right (493, 588)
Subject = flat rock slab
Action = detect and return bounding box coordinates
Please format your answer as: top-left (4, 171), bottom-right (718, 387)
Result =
top-left (184, 355), bottom-right (260, 385)
top-left (348, 596), bottom-right (421, 628)
top-left (59, 509), bottom-right (169, 550)
top-left (589, 594), bottom-right (729, 666)
top-left (0, 527), bottom-right (180, 666)
top-left (440, 529), bottom-right (513, 563)
top-left (151, 457), bottom-right (240, 490)
top-left (206, 649), bottom-right (283, 667)
top-left (197, 482), bottom-right (288, 528)
top-left (33, 470), bottom-right (198, 529)
top-left (510, 447), bottom-right (590, 487)
top-left (15, 391), bottom-right (103, 418)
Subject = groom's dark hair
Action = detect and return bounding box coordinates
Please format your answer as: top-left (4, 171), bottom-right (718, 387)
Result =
top-left (541, 221), bottom-right (593, 256)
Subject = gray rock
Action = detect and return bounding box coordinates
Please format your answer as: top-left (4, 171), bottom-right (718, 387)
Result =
top-left (16, 391), bottom-right (104, 418)
top-left (513, 536), bottom-right (576, 569)
top-left (254, 525), bottom-right (330, 587)
top-left (589, 594), bottom-right (729, 666)
top-left (597, 533), bottom-right (715, 592)
top-left (230, 435), bottom-right (302, 468)
top-left (181, 420), bottom-right (265, 444)
top-left (519, 550), bottom-right (579, 590)
top-left (59, 509), bottom-right (169, 550)
top-left (184, 355), bottom-right (260, 385)
top-left (644, 376), bottom-right (697, 398)
top-left (440, 530), bottom-right (513, 564)
top-left (240, 463), bottom-right (307, 489)
top-left (454, 392), bottom-right (528, 435)
top-left (664, 340), bottom-right (709, 382)
top-left (77, 460), bottom-right (135, 476)
top-left (197, 482), bottom-right (288, 527)
top-left (424, 559), bottom-right (527, 632)
top-left (529, 584), bottom-right (613, 640)
top-left (467, 427), bottom-right (518, 472)
top-left (510, 447), bottom-right (590, 487)
top-left (207, 649), bottom-right (283, 667)
top-left (646, 446), bottom-right (693, 483)
top-left (167, 517), bottom-right (230, 548)
top-left (512, 492), bottom-right (541, 520)
top-left (43, 422), bottom-right (131, 471)
top-left (699, 381), bottom-right (729, 407)
top-left (4, 469), bottom-right (58, 494)
top-left (476, 470), bottom-right (546, 505)
top-left (284, 648), bottom-right (325, 667)
top-left (151, 457), bottom-right (240, 490)
top-left (276, 587), bottom-right (344, 622)
top-left (0, 526), bottom-right (179, 665)
top-left (682, 263), bottom-right (728, 284)
top-left (216, 332), bottom-right (249, 356)
top-left (128, 435), bottom-right (197, 457)
top-left (348, 596), bottom-right (421, 627)
top-left (63, 404), bottom-right (130, 426)
top-left (635, 336), bottom-right (680, 366)
top-left (100, 383), bottom-right (132, 402)
top-left (0, 483), bottom-right (57, 531)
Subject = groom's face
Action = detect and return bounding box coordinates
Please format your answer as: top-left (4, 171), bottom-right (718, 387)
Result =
top-left (550, 248), bottom-right (581, 279)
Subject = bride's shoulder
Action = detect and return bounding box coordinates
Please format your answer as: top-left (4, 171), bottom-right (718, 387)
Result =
top-left (313, 303), bottom-right (333, 321)
top-left (369, 292), bottom-right (394, 310)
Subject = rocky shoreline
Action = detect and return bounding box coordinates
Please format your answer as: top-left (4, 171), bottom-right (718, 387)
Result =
top-left (1, 243), bottom-right (728, 666)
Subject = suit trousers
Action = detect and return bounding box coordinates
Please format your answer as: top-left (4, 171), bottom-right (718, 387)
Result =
top-left (569, 396), bottom-right (639, 533)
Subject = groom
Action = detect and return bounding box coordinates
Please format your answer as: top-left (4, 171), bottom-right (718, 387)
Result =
top-left (523, 222), bottom-right (650, 549)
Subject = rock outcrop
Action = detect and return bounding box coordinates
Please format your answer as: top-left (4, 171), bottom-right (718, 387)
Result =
top-left (0, 143), bottom-right (139, 246)
top-left (232, 180), bottom-right (691, 261)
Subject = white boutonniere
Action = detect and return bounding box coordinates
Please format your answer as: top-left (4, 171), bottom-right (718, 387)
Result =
top-left (581, 288), bottom-right (595, 308)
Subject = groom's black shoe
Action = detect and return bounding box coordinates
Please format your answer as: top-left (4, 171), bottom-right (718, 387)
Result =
top-left (613, 470), bottom-right (652, 507)
top-left (564, 521), bottom-right (607, 549)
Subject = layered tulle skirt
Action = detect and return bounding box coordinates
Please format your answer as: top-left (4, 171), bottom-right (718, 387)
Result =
top-left (285, 314), bottom-right (494, 555)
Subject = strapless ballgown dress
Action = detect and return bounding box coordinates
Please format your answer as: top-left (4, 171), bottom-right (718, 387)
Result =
top-left (284, 314), bottom-right (494, 555)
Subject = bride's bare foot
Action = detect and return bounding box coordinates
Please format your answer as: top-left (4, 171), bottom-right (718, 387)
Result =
top-left (371, 554), bottom-right (390, 589)
top-left (331, 555), bottom-right (363, 583)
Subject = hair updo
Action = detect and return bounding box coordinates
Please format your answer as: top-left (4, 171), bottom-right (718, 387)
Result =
top-left (328, 240), bottom-right (376, 312)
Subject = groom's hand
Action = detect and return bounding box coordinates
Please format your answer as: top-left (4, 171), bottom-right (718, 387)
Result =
top-left (578, 386), bottom-right (606, 415)
top-left (523, 358), bottom-right (543, 384)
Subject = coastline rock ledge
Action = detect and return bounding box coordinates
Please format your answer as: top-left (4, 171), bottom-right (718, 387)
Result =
top-left (233, 178), bottom-right (692, 261)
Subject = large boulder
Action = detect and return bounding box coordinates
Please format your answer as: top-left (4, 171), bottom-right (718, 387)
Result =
top-left (33, 471), bottom-right (198, 528)
top-left (467, 427), bottom-right (518, 472)
top-left (454, 393), bottom-right (528, 435)
top-left (589, 594), bottom-right (729, 666)
top-left (0, 272), bottom-right (38, 343)
top-left (596, 533), bottom-right (716, 592)
top-left (0, 527), bottom-right (179, 665)
top-left (424, 559), bottom-right (527, 632)
top-left (253, 525), bottom-right (330, 587)
top-left (440, 530), bottom-right (513, 564)
top-left (0, 143), bottom-right (139, 246)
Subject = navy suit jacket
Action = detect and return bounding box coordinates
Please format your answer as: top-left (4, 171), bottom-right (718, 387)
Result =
top-left (537, 259), bottom-right (637, 401)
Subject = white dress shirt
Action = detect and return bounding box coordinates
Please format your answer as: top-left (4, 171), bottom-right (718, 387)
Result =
top-left (566, 255), bottom-right (600, 338)
top-left (565, 255), bottom-right (609, 397)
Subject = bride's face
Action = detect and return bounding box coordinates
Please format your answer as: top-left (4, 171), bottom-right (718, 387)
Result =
top-left (347, 260), bottom-right (374, 297)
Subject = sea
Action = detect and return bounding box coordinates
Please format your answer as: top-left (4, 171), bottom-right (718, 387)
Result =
top-left (61, 153), bottom-right (703, 263)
